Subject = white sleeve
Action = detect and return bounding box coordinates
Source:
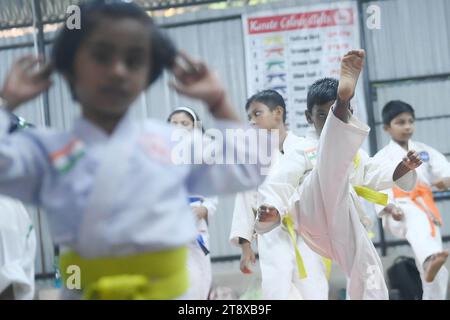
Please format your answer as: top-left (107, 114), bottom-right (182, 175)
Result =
top-left (202, 196), bottom-right (218, 218)
top-left (0, 198), bottom-right (36, 299)
top-left (229, 191), bottom-right (256, 246)
top-left (281, 112), bottom-right (371, 261)
top-left (374, 188), bottom-right (395, 218)
top-left (258, 147), bottom-right (309, 216)
top-left (0, 109), bottom-right (47, 204)
top-left (427, 145), bottom-right (450, 183)
top-left (364, 150), bottom-right (417, 192)
top-left (186, 121), bottom-right (273, 196)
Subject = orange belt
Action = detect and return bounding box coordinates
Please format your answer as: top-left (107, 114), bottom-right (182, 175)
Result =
top-left (393, 183), bottom-right (442, 237)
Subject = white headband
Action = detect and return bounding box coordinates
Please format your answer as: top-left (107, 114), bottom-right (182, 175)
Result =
top-left (170, 107), bottom-right (198, 123)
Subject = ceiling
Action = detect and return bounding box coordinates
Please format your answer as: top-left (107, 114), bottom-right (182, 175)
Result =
top-left (0, 0), bottom-right (226, 29)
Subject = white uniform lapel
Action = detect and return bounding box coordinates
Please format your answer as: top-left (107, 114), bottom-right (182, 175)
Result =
top-left (76, 112), bottom-right (139, 257)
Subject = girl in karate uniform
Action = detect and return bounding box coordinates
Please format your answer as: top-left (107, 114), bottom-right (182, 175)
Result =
top-left (168, 107), bottom-right (218, 299)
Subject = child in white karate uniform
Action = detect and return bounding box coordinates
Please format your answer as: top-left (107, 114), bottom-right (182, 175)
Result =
top-left (255, 50), bottom-right (422, 299)
top-left (168, 107), bottom-right (218, 299)
top-left (375, 100), bottom-right (449, 300)
top-left (0, 0), bottom-right (266, 300)
top-left (230, 90), bottom-right (329, 300)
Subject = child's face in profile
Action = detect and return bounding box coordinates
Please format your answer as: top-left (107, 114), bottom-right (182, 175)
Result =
top-left (305, 100), bottom-right (334, 136)
top-left (247, 101), bottom-right (282, 130)
top-left (384, 112), bottom-right (415, 144)
top-left (70, 16), bottom-right (151, 121)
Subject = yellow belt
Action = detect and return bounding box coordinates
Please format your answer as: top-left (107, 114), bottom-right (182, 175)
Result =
top-left (59, 247), bottom-right (188, 300)
top-left (277, 153), bottom-right (385, 281)
top-left (353, 185), bottom-right (388, 206)
top-left (352, 152), bottom-right (388, 207)
top-left (322, 257), bottom-right (332, 279)
top-left (282, 215), bottom-right (307, 279)
top-left (353, 152), bottom-right (387, 240)
top-left (283, 215), bottom-right (332, 280)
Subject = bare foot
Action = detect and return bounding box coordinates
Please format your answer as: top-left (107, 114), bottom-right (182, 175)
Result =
top-left (424, 250), bottom-right (449, 282)
top-left (333, 50), bottom-right (365, 122)
top-left (338, 50), bottom-right (365, 102)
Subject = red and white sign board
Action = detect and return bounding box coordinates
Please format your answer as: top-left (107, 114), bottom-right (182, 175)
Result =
top-left (243, 1), bottom-right (367, 135)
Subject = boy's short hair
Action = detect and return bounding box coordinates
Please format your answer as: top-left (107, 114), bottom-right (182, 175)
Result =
top-left (245, 90), bottom-right (286, 123)
top-left (382, 100), bottom-right (415, 125)
top-left (52, 0), bottom-right (176, 97)
top-left (306, 78), bottom-right (338, 112)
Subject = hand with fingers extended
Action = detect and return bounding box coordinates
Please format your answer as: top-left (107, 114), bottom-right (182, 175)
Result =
top-left (170, 52), bottom-right (239, 122)
top-left (239, 239), bottom-right (256, 274)
top-left (383, 204), bottom-right (405, 221)
top-left (402, 150), bottom-right (423, 170)
top-left (1, 55), bottom-right (53, 111)
top-left (254, 204), bottom-right (281, 234)
top-left (393, 150), bottom-right (423, 181)
top-left (257, 204), bottom-right (280, 224)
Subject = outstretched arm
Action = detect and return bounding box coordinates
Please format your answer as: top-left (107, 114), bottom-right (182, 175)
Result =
top-left (0, 56), bottom-right (50, 204)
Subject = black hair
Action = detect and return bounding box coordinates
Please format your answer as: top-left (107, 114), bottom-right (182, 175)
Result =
top-left (306, 78), bottom-right (338, 112)
top-left (382, 100), bottom-right (415, 126)
top-left (52, 0), bottom-right (177, 99)
top-left (245, 89), bottom-right (286, 123)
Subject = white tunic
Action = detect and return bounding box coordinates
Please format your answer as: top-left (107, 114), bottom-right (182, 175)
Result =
top-left (0, 196), bottom-right (36, 299)
top-left (231, 132), bottom-right (329, 300)
top-left (374, 139), bottom-right (450, 300)
top-left (284, 112), bottom-right (415, 299)
top-left (187, 195), bottom-right (217, 299)
top-left (0, 109), bottom-right (265, 259)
